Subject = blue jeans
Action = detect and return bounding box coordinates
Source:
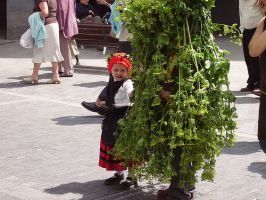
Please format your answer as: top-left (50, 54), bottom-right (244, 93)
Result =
top-left (259, 139), bottom-right (266, 154)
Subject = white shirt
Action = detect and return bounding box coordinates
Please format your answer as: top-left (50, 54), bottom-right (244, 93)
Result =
top-left (114, 79), bottom-right (133, 107)
top-left (239, 0), bottom-right (264, 32)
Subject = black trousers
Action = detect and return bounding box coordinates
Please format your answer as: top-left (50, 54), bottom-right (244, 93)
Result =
top-left (242, 28), bottom-right (260, 87)
top-left (168, 148), bottom-right (194, 200)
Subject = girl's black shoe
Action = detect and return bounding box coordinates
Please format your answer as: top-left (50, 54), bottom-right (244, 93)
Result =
top-left (104, 173), bottom-right (124, 185)
top-left (119, 177), bottom-right (138, 190)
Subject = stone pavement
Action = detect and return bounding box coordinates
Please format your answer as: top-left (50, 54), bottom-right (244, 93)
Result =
top-left (0, 38), bottom-right (265, 200)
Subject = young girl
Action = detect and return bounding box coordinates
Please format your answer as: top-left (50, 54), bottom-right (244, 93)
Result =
top-left (98, 53), bottom-right (137, 190)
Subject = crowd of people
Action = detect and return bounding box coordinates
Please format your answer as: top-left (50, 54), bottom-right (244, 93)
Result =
top-left (23, 0), bottom-right (112, 84)
top-left (22, 0), bottom-right (266, 199)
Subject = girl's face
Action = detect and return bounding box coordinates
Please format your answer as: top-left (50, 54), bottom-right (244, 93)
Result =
top-left (111, 63), bottom-right (128, 81)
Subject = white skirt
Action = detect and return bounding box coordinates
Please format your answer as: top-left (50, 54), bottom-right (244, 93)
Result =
top-left (33, 23), bottom-right (64, 63)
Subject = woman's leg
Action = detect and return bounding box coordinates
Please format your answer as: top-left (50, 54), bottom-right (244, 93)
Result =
top-left (45, 62), bottom-right (61, 84)
top-left (23, 63), bottom-right (41, 84)
top-left (23, 63), bottom-right (40, 84)
top-left (51, 62), bottom-right (60, 81)
top-left (32, 63), bottom-right (41, 80)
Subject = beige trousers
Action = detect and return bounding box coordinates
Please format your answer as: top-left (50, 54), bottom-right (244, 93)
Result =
top-left (59, 31), bottom-right (73, 76)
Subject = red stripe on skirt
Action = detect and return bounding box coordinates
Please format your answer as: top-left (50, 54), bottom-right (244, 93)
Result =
top-left (99, 141), bottom-right (126, 171)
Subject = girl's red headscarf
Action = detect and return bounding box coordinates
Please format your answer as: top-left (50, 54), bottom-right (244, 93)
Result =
top-left (107, 53), bottom-right (132, 73)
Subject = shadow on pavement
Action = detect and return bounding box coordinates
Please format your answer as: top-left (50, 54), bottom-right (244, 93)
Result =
top-left (248, 162), bottom-right (266, 179)
top-left (40, 65), bottom-right (109, 76)
top-left (74, 68), bottom-right (109, 76)
top-left (74, 65), bottom-right (107, 71)
top-left (0, 81), bottom-right (40, 88)
top-left (44, 180), bottom-right (157, 200)
top-left (73, 81), bottom-right (107, 88)
top-left (8, 73), bottom-right (53, 80)
top-left (222, 141), bottom-right (262, 155)
top-left (232, 91), bottom-right (253, 96)
top-left (235, 96), bottom-right (260, 104)
top-left (51, 115), bottom-right (103, 126)
top-left (0, 73), bottom-right (62, 88)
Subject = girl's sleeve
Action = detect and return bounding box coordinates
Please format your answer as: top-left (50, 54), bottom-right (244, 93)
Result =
top-left (124, 79), bottom-right (133, 96)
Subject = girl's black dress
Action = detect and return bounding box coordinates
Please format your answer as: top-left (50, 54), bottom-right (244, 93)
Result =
top-left (99, 76), bottom-right (129, 171)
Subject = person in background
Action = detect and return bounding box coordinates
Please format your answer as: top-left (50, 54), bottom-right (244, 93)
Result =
top-left (239, 0), bottom-right (264, 94)
top-left (76, 0), bottom-right (102, 23)
top-left (249, 0), bottom-right (266, 154)
top-left (57, 0), bottom-right (78, 77)
top-left (23, 0), bottom-right (63, 84)
top-left (91, 0), bottom-right (114, 19)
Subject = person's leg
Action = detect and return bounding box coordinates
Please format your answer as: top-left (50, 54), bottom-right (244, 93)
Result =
top-left (32, 63), bottom-right (41, 80)
top-left (104, 170), bottom-right (125, 185)
top-left (166, 148), bottom-right (194, 200)
top-left (23, 63), bottom-right (41, 84)
top-left (99, 139), bottom-right (125, 185)
top-left (241, 29), bottom-right (260, 91)
top-left (119, 167), bottom-right (138, 190)
top-left (59, 31), bottom-right (74, 76)
top-left (46, 62), bottom-right (60, 84)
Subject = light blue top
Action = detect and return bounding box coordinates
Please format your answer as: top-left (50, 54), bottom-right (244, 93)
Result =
top-left (28, 12), bottom-right (47, 48)
top-left (108, 2), bottom-right (123, 35)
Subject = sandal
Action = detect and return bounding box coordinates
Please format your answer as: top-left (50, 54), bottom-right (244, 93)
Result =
top-left (104, 173), bottom-right (124, 185)
top-left (46, 79), bottom-right (61, 84)
top-left (23, 77), bottom-right (38, 84)
top-left (119, 177), bottom-right (138, 190)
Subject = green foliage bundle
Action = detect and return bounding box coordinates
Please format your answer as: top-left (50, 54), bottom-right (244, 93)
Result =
top-left (115, 0), bottom-right (237, 186)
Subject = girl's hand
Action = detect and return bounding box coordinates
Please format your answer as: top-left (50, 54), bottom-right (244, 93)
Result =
top-left (96, 98), bottom-right (107, 108)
